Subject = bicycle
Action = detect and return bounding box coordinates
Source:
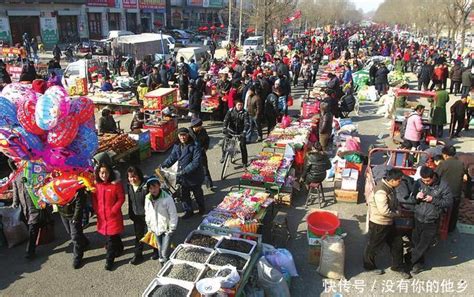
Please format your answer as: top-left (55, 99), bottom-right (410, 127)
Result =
top-left (220, 129), bottom-right (241, 180)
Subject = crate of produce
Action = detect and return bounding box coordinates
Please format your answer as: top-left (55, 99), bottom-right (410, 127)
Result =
top-left (184, 230), bottom-right (223, 249)
top-left (142, 277), bottom-right (193, 297)
top-left (207, 250), bottom-right (250, 274)
top-left (216, 236), bottom-right (257, 258)
top-left (144, 88), bottom-right (177, 110)
top-left (158, 260), bottom-right (206, 283)
top-left (170, 244), bottom-right (214, 264)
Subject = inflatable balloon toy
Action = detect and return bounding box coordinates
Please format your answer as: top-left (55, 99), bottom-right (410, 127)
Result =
top-left (1, 83), bottom-right (32, 107)
top-left (14, 126), bottom-right (44, 153)
top-left (17, 99), bottom-right (45, 135)
top-left (0, 96), bottom-right (19, 127)
top-left (67, 125), bottom-right (99, 157)
top-left (0, 128), bottom-right (32, 161)
top-left (47, 115), bottom-right (79, 148)
top-left (38, 174), bottom-right (90, 206)
top-left (23, 160), bottom-right (49, 209)
top-left (65, 154), bottom-right (93, 169)
top-left (35, 94), bottom-right (60, 130)
top-left (44, 85), bottom-right (70, 116)
top-left (42, 147), bottom-right (76, 170)
top-left (70, 96), bottom-right (94, 124)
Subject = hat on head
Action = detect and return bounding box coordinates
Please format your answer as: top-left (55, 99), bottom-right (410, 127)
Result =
top-left (190, 118), bottom-right (203, 127)
top-left (178, 127), bottom-right (190, 134)
top-left (145, 176), bottom-right (161, 187)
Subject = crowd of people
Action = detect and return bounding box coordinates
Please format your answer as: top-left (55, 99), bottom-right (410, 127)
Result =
top-left (1, 25), bottom-right (473, 286)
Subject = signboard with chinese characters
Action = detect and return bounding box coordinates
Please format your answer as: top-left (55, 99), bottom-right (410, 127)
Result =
top-left (40, 17), bottom-right (59, 47)
top-left (0, 18), bottom-right (12, 44)
top-left (87, 0), bottom-right (115, 7)
top-left (208, 0), bottom-right (222, 8)
top-left (139, 0), bottom-right (165, 9)
top-left (122, 0), bottom-right (138, 8)
top-left (187, 0), bottom-right (203, 6)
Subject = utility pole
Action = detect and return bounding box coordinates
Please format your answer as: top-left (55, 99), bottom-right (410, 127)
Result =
top-left (227, 0), bottom-right (232, 41)
top-left (255, 0), bottom-right (259, 35)
top-left (238, 0), bottom-right (243, 45)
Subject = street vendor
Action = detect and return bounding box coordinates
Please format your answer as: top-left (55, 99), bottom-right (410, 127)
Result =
top-left (300, 142), bottom-right (331, 185)
top-left (161, 127), bottom-right (205, 219)
top-left (99, 108), bottom-right (119, 134)
top-left (429, 84), bottom-right (449, 138)
top-left (364, 168), bottom-right (410, 279)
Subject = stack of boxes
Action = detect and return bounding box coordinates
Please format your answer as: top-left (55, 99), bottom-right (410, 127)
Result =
top-left (129, 129), bottom-right (151, 161)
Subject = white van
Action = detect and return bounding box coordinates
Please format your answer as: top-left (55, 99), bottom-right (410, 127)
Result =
top-left (104, 30), bottom-right (134, 41)
top-left (141, 33), bottom-right (175, 51)
top-left (243, 36), bottom-right (264, 55)
top-left (61, 58), bottom-right (105, 88)
top-left (175, 47), bottom-right (210, 67)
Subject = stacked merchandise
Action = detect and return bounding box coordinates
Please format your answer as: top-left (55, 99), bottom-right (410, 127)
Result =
top-left (201, 95), bottom-right (220, 113)
top-left (97, 134), bottom-right (138, 156)
top-left (142, 88), bottom-right (178, 152)
top-left (263, 121), bottom-right (311, 150)
top-left (128, 129), bottom-right (152, 161)
top-left (200, 189), bottom-right (273, 234)
top-left (241, 152), bottom-right (293, 185)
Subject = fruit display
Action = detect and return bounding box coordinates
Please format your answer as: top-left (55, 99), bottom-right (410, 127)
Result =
top-left (98, 133), bottom-right (137, 154)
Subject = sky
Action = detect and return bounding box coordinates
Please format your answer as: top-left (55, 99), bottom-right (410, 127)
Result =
top-left (352, 0), bottom-right (384, 13)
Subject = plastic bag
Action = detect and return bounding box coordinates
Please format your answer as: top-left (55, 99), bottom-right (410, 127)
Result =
top-left (140, 231), bottom-right (159, 249)
top-left (216, 265), bottom-right (240, 288)
top-left (281, 115), bottom-right (291, 128)
top-left (257, 257), bottom-right (290, 297)
top-left (0, 207), bottom-right (28, 248)
top-left (318, 235), bottom-right (345, 280)
top-left (265, 248), bottom-right (299, 277)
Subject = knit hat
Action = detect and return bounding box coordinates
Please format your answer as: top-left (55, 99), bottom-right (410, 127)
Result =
top-left (177, 127), bottom-right (190, 134)
top-left (190, 118), bottom-right (203, 127)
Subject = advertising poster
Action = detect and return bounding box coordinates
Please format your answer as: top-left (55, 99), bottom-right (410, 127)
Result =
top-left (40, 17), bottom-right (59, 47)
top-left (0, 17), bottom-right (12, 44)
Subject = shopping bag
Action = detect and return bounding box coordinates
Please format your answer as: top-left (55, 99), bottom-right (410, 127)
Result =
top-left (140, 231), bottom-right (159, 249)
top-left (0, 207), bottom-right (28, 248)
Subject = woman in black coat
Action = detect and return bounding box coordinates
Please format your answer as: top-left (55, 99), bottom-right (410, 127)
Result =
top-left (301, 143), bottom-right (331, 184)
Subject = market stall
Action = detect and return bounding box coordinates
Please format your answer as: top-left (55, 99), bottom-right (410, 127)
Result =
top-left (88, 91), bottom-right (140, 114)
top-left (143, 88), bottom-right (178, 152)
top-left (97, 133), bottom-right (148, 163)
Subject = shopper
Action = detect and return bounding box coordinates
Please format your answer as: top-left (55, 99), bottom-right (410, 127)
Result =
top-left (126, 166), bottom-right (148, 265)
top-left (449, 96), bottom-right (468, 138)
top-left (403, 104), bottom-right (425, 148)
top-left (364, 168), bottom-right (410, 278)
top-left (93, 162), bottom-right (125, 271)
top-left (436, 145), bottom-right (466, 232)
top-left (222, 100), bottom-right (250, 166)
top-left (246, 84), bottom-right (264, 141)
top-left (411, 166), bottom-right (452, 275)
top-left (144, 177), bottom-right (178, 263)
top-left (318, 101), bottom-right (333, 151)
top-left (161, 127), bottom-right (205, 219)
top-left (189, 118), bottom-right (215, 190)
top-left (429, 84), bottom-right (449, 138)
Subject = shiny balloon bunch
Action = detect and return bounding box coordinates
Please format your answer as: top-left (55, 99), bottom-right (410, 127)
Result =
top-left (0, 83), bottom-right (97, 207)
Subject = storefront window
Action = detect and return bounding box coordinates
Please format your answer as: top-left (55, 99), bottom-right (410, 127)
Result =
top-left (109, 13), bottom-right (120, 31)
top-left (126, 13), bottom-right (137, 33)
top-left (58, 16), bottom-right (78, 43)
top-left (88, 13), bottom-right (102, 39)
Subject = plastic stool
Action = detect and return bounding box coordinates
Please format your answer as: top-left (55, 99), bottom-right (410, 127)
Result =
top-left (271, 211), bottom-right (291, 247)
top-left (305, 182), bottom-right (325, 208)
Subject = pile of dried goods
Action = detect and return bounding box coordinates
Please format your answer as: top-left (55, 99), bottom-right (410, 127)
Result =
top-left (175, 246), bottom-right (211, 263)
top-left (150, 284), bottom-right (188, 297)
top-left (187, 233), bottom-right (218, 248)
top-left (163, 263), bottom-right (200, 282)
top-left (209, 253), bottom-right (246, 270)
top-left (218, 238), bottom-right (253, 254)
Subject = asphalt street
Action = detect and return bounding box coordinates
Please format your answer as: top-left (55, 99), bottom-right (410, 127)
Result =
top-left (0, 67), bottom-right (473, 297)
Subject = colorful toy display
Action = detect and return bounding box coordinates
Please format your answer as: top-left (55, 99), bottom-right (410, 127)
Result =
top-left (0, 85), bottom-right (97, 207)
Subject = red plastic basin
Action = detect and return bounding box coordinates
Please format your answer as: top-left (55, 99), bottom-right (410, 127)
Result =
top-left (307, 211), bottom-right (340, 236)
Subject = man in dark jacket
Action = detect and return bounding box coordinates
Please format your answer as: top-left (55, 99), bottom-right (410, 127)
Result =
top-left (147, 66), bottom-right (162, 90)
top-left (449, 62), bottom-right (463, 95)
top-left (411, 166), bottom-right (453, 274)
top-left (189, 118), bottom-right (214, 190)
top-left (58, 189), bottom-right (90, 269)
top-left (161, 127), bottom-right (204, 219)
top-left (178, 69), bottom-right (190, 101)
top-left (265, 86), bottom-right (281, 134)
top-left (159, 64), bottom-right (169, 88)
top-left (53, 44), bottom-right (61, 62)
top-left (188, 81), bottom-right (202, 119)
top-left (222, 100), bottom-right (250, 166)
top-left (247, 84), bottom-right (264, 141)
top-left (436, 145), bottom-right (466, 232)
top-left (319, 102), bottom-right (333, 151)
top-left (418, 61), bottom-right (433, 91)
top-left (450, 96), bottom-right (468, 137)
top-left (374, 63), bottom-right (389, 95)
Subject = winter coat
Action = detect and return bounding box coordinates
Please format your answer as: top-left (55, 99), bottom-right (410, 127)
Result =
top-left (265, 93), bottom-right (279, 120)
top-left (126, 182), bottom-right (148, 218)
top-left (432, 66), bottom-right (444, 81)
top-left (189, 127), bottom-right (210, 166)
top-left (0, 67), bottom-right (11, 84)
top-left (419, 64), bottom-right (433, 82)
top-left (162, 140), bottom-right (204, 187)
top-left (144, 190), bottom-right (178, 236)
top-left (189, 90), bottom-right (202, 113)
top-left (247, 94), bottom-right (263, 118)
top-left (319, 111), bottom-right (333, 134)
top-left (415, 174), bottom-right (453, 224)
top-left (374, 67), bottom-right (389, 84)
top-left (367, 179), bottom-right (399, 225)
top-left (12, 173), bottom-right (40, 225)
top-left (450, 64), bottom-right (462, 82)
top-left (404, 113), bottom-right (423, 142)
top-left (462, 69), bottom-right (472, 87)
top-left (92, 182), bottom-right (125, 236)
top-left (429, 90), bottom-right (449, 125)
top-left (301, 152), bottom-right (331, 184)
top-left (436, 158), bottom-right (465, 198)
top-left (223, 108), bottom-right (250, 135)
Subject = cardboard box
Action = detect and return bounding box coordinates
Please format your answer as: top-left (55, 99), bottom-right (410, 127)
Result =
top-left (308, 243), bottom-right (322, 266)
top-left (341, 168), bottom-right (359, 191)
top-left (335, 189), bottom-right (359, 203)
top-left (129, 129), bottom-right (151, 148)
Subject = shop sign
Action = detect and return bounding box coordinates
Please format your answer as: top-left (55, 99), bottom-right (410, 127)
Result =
top-left (0, 18), bottom-right (12, 44)
top-left (40, 17), bottom-right (59, 47)
top-left (123, 0), bottom-right (138, 8)
top-left (207, 0), bottom-right (222, 8)
top-left (187, 0), bottom-right (203, 6)
top-left (87, 0), bottom-right (115, 7)
top-left (139, 0), bottom-right (165, 9)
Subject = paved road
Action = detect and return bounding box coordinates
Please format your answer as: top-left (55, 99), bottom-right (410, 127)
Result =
top-left (1, 72), bottom-right (473, 297)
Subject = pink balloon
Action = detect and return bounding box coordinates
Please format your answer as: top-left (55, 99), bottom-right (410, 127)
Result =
top-left (42, 147), bottom-right (75, 170)
top-left (44, 86), bottom-right (70, 116)
top-left (70, 96), bottom-right (95, 124)
top-left (47, 115), bottom-right (79, 148)
top-left (1, 83), bottom-right (36, 107)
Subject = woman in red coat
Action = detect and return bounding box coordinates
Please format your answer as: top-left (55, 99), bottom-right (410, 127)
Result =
top-left (93, 162), bottom-right (125, 271)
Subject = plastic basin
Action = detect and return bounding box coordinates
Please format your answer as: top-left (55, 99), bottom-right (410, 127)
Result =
top-left (307, 211), bottom-right (340, 236)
